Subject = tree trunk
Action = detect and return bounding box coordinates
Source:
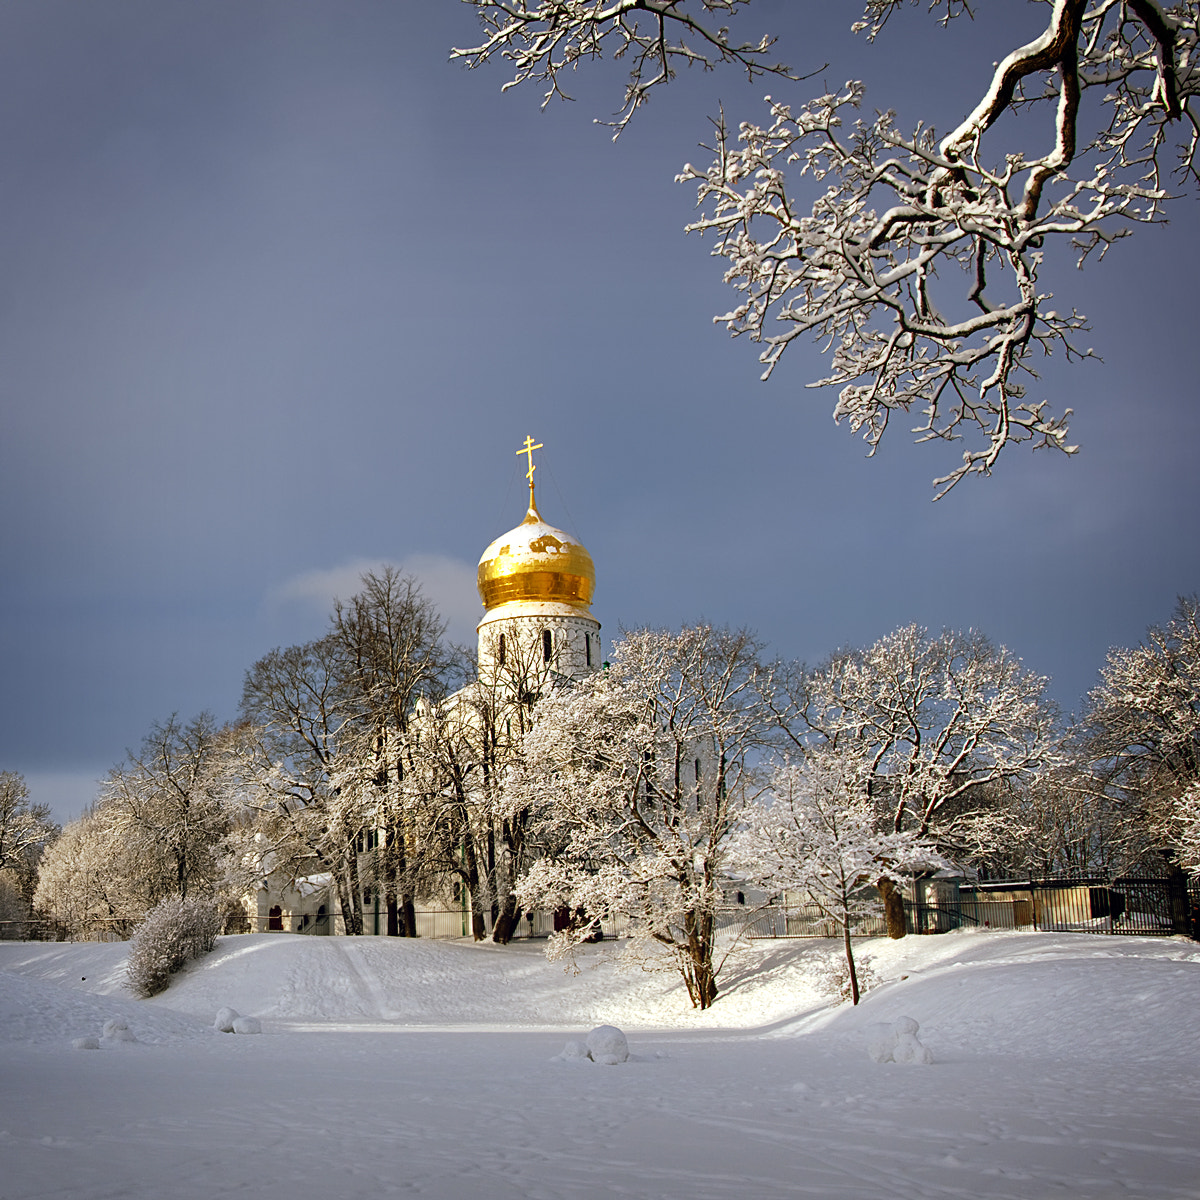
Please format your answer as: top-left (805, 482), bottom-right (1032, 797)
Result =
top-left (1166, 861), bottom-right (1191, 936)
top-left (336, 869), bottom-right (362, 936)
top-left (878, 875), bottom-right (907, 939)
top-left (843, 920), bottom-right (861, 1004)
top-left (460, 829), bottom-right (487, 942)
top-left (491, 893), bottom-right (522, 944)
top-left (401, 894), bottom-right (418, 937)
top-left (386, 895), bottom-right (399, 937)
top-left (684, 910), bottom-right (718, 1009)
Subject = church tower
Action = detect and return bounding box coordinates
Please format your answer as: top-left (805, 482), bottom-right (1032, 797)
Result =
top-left (476, 437), bottom-right (601, 682)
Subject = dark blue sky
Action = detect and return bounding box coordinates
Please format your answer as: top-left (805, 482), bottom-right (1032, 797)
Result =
top-left (2, 1), bottom-right (1197, 823)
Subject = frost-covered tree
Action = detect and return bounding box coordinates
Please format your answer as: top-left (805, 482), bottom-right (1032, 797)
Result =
top-left (770, 624), bottom-right (1060, 934)
top-left (736, 748), bottom-right (933, 1003)
top-left (99, 714), bottom-right (228, 904)
top-left (976, 766), bottom-right (1147, 879)
top-left (1169, 781), bottom-right (1200, 872)
top-left (237, 635), bottom-right (367, 933)
top-left (333, 568), bottom-right (456, 936)
top-left (34, 716), bottom-right (229, 937)
top-left (33, 808), bottom-right (139, 938)
top-left (0, 771), bottom-right (57, 876)
top-left (1083, 595), bottom-right (1200, 872)
top-left (0, 771), bottom-right (58, 924)
top-left (236, 570), bottom-right (459, 937)
top-left (508, 625), bottom-right (767, 1008)
top-left (456, 0), bottom-right (1199, 493)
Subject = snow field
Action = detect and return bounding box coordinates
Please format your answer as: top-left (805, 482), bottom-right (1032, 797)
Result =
top-left (0, 929), bottom-right (1197, 1199)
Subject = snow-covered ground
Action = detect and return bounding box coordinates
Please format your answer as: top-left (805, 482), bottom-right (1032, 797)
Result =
top-left (1, 929), bottom-right (1197, 1199)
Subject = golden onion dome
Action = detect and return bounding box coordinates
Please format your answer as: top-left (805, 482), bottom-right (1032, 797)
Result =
top-left (477, 496), bottom-right (595, 612)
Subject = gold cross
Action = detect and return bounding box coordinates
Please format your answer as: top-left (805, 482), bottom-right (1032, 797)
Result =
top-left (516, 436), bottom-right (543, 487)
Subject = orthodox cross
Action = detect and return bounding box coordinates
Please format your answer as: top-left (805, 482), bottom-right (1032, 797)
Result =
top-left (517, 436), bottom-right (543, 507)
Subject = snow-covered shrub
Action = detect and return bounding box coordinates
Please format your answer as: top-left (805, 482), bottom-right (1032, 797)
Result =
top-left (126, 897), bottom-right (220, 998)
top-left (586, 1025), bottom-right (629, 1066)
top-left (816, 952), bottom-right (880, 1005)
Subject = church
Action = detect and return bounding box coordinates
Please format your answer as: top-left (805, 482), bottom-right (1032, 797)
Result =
top-left (248, 437), bottom-right (603, 937)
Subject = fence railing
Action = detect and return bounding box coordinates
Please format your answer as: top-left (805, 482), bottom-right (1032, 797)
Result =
top-left (740, 873), bottom-right (1198, 941)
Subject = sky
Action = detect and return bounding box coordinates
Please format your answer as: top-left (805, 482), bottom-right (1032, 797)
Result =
top-left (2, 0), bottom-right (1197, 825)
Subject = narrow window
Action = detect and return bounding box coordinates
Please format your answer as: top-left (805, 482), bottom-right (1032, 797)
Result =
top-left (695, 758), bottom-right (701, 786)
top-left (543, 628), bottom-right (552, 663)
top-left (585, 632), bottom-right (592, 667)
top-left (498, 632), bottom-right (506, 666)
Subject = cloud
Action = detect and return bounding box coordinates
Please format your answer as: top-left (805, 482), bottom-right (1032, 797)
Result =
top-left (267, 555), bottom-right (482, 649)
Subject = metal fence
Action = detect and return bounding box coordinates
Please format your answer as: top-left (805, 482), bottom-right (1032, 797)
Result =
top-left (741, 872), bottom-right (1199, 941)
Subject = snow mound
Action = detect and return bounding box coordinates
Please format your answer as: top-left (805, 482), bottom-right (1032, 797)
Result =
top-left (71, 1036), bottom-right (99, 1050)
top-left (556, 1038), bottom-right (591, 1062)
top-left (214, 1006), bottom-right (240, 1032)
top-left (232, 1015), bottom-right (261, 1034)
top-left (866, 1016), bottom-right (933, 1065)
top-left (586, 1024), bottom-right (629, 1065)
top-left (102, 1017), bottom-right (138, 1044)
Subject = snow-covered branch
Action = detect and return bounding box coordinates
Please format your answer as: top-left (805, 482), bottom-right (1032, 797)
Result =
top-left (459, 0), bottom-right (1198, 493)
top-left (453, 0), bottom-right (796, 132)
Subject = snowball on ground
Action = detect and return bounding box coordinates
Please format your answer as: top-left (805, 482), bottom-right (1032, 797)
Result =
top-left (232, 1016), bottom-right (261, 1035)
top-left (101, 1019), bottom-right (138, 1044)
top-left (72, 1036), bottom-right (100, 1050)
top-left (586, 1025), bottom-right (628, 1065)
top-left (214, 1006), bottom-right (240, 1033)
top-left (866, 1017), bottom-right (932, 1065)
top-left (557, 1039), bottom-right (591, 1062)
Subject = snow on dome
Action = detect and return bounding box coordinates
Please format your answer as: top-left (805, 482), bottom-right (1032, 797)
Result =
top-left (477, 498), bottom-right (595, 613)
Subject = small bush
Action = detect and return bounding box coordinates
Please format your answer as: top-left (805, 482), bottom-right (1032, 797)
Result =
top-left (127, 897), bottom-right (220, 998)
top-left (815, 950), bottom-right (880, 1004)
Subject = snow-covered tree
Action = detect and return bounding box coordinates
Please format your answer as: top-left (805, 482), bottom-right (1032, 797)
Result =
top-left (736, 748), bottom-right (934, 1003)
top-left (456, 0), bottom-right (1199, 493)
top-left (508, 625), bottom-right (767, 1009)
top-left (34, 716), bottom-right (230, 936)
top-left (1169, 781), bottom-right (1200, 872)
top-left (333, 568), bottom-right (457, 936)
top-left (1083, 596), bottom-right (1200, 878)
top-left (0, 771), bottom-right (58, 876)
top-left (0, 771), bottom-right (58, 925)
top-left (99, 714), bottom-right (228, 904)
top-left (33, 808), bottom-right (138, 938)
top-left (770, 624), bottom-right (1060, 934)
top-left (237, 635), bottom-right (367, 932)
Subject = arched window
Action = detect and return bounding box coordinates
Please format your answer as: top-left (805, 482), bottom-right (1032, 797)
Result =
top-left (498, 632), bottom-right (506, 666)
top-left (585, 632), bottom-right (592, 667)
top-left (543, 629), bottom-right (552, 663)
